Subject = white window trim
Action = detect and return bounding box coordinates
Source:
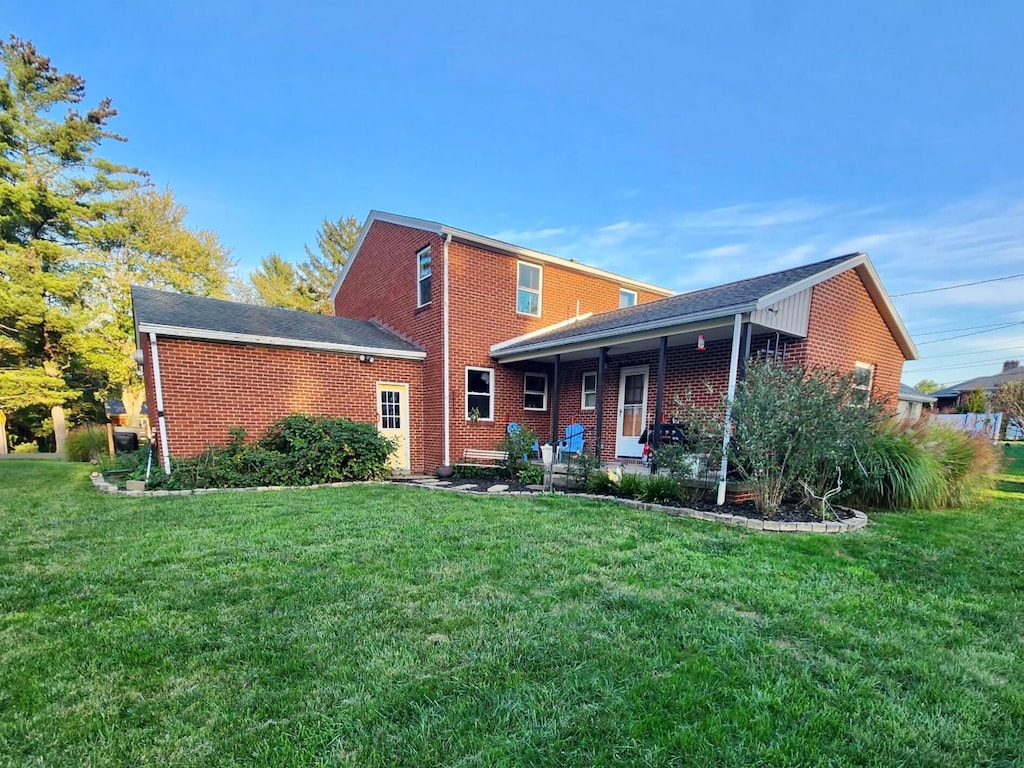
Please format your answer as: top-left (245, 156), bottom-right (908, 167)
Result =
top-left (465, 366), bottom-right (495, 422)
top-left (516, 260), bottom-right (542, 317)
top-left (852, 362), bottom-right (874, 405)
top-left (416, 245), bottom-right (432, 308)
top-left (619, 288), bottom-right (638, 308)
top-left (524, 372), bottom-right (548, 411)
top-left (581, 371), bottom-right (597, 410)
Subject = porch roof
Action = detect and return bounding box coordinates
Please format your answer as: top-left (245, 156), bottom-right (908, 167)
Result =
top-left (492, 252), bottom-right (919, 363)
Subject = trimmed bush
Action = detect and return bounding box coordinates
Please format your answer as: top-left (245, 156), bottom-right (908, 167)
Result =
top-left (148, 415), bottom-right (395, 490)
top-left (641, 474), bottom-right (679, 504)
top-left (65, 424), bottom-right (110, 462)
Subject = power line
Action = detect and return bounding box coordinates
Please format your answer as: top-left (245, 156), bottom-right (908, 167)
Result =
top-left (915, 345), bottom-right (1023, 361)
top-left (892, 272), bottom-right (1024, 297)
top-left (914, 321), bottom-right (1024, 337)
top-left (907, 309), bottom-right (1024, 332)
top-left (906, 357), bottom-right (1019, 374)
top-left (917, 321), bottom-right (1024, 345)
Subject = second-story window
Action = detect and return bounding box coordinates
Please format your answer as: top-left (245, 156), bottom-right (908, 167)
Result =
top-left (517, 261), bottom-right (541, 316)
top-left (417, 245), bottom-right (432, 307)
top-left (619, 288), bottom-right (637, 308)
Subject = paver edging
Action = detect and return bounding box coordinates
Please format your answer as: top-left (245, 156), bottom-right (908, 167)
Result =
top-left (89, 473), bottom-right (868, 534)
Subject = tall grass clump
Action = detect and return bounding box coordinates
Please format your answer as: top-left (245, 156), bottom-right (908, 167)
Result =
top-left (852, 420), bottom-right (1000, 510)
top-left (64, 424), bottom-right (110, 462)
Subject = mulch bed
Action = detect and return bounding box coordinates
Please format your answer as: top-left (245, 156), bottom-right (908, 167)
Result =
top-left (410, 475), bottom-right (856, 524)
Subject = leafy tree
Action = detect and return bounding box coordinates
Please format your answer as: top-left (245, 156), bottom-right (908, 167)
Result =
top-left (250, 253), bottom-right (316, 312)
top-left (83, 188), bottom-right (235, 424)
top-left (962, 388), bottom-right (987, 414)
top-left (0, 35), bottom-right (142, 453)
top-left (992, 379), bottom-right (1024, 435)
top-left (914, 379), bottom-right (940, 394)
top-left (299, 216), bottom-right (359, 313)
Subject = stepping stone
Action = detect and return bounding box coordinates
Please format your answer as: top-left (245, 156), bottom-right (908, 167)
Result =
top-left (451, 484), bottom-right (478, 491)
top-left (486, 484), bottom-right (509, 493)
top-left (526, 484), bottom-right (545, 491)
top-left (435, 481), bottom-right (451, 486)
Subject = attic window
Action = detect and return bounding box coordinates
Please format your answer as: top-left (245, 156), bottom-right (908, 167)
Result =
top-left (619, 288), bottom-right (637, 308)
top-left (852, 362), bottom-right (874, 406)
top-left (517, 262), bottom-right (541, 317)
top-left (417, 245), bottom-right (432, 307)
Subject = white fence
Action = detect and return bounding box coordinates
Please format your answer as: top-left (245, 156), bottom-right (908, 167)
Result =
top-left (930, 412), bottom-right (1003, 441)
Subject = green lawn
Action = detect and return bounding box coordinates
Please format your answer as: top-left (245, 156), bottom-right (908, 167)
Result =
top-left (1, 461), bottom-right (1022, 767)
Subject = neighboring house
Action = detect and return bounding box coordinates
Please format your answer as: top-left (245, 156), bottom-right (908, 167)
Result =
top-left (896, 384), bottom-right (937, 421)
top-left (931, 360), bottom-right (1024, 411)
top-left (134, 209), bottom-right (918, 476)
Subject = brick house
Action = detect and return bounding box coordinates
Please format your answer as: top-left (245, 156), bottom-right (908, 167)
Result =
top-left (134, 209), bottom-right (918, 491)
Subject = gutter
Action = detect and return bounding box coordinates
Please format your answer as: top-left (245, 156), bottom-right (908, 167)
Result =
top-left (135, 323), bottom-right (427, 361)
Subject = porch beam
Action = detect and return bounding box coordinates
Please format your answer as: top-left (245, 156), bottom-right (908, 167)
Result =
top-left (717, 313), bottom-right (744, 505)
top-left (652, 335), bottom-right (667, 449)
top-left (739, 321), bottom-right (752, 381)
top-left (595, 347), bottom-right (607, 460)
top-left (550, 353), bottom-right (561, 444)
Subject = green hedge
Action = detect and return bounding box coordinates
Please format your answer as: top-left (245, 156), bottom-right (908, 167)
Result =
top-left (146, 415), bottom-right (395, 490)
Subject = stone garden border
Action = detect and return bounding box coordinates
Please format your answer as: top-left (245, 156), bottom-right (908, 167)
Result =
top-left (89, 473), bottom-right (867, 534)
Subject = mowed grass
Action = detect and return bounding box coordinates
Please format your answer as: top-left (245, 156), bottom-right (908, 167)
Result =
top-left (1, 461), bottom-right (1022, 767)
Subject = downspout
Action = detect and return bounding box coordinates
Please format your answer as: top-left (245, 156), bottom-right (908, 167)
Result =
top-left (442, 233), bottom-right (452, 467)
top-left (148, 332), bottom-right (172, 475)
top-left (717, 314), bottom-right (744, 505)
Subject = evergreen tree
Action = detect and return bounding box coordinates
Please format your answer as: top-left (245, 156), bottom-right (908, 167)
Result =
top-left (0, 36), bottom-right (142, 452)
top-left (250, 253), bottom-right (316, 312)
top-left (299, 216), bottom-right (359, 313)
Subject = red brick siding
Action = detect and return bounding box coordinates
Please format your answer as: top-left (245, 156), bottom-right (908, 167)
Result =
top-left (335, 221), bottom-right (667, 469)
top-left (333, 221), bottom-right (445, 470)
top-left (141, 336), bottom-right (425, 470)
top-left (787, 269), bottom-right (905, 408)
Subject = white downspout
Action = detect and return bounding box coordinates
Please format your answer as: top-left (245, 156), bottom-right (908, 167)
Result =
top-left (717, 313), bottom-right (743, 505)
top-left (149, 332), bottom-right (172, 474)
top-left (443, 232), bottom-right (452, 467)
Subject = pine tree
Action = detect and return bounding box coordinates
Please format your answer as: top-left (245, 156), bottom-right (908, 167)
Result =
top-left (299, 216), bottom-right (359, 313)
top-left (0, 36), bottom-right (142, 452)
top-left (250, 253), bottom-right (317, 312)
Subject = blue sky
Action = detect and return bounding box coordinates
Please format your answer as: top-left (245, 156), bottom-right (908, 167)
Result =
top-left (10, 1), bottom-right (1024, 387)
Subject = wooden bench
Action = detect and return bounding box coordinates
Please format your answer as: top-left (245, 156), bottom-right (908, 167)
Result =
top-left (453, 448), bottom-right (509, 473)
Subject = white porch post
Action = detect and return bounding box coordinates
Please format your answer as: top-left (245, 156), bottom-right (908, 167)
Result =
top-left (717, 313), bottom-right (744, 505)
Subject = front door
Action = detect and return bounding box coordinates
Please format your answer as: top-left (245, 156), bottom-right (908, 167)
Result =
top-left (616, 366), bottom-right (648, 458)
top-left (377, 383), bottom-right (410, 473)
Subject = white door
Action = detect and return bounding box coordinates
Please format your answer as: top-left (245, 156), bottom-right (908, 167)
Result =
top-left (616, 366), bottom-right (648, 458)
top-left (377, 383), bottom-right (410, 473)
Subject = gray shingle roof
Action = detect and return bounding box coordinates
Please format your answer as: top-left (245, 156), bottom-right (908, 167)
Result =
top-left (932, 366), bottom-right (1024, 398)
top-left (898, 384), bottom-right (937, 403)
top-left (131, 286), bottom-right (423, 356)
top-left (493, 253), bottom-right (861, 356)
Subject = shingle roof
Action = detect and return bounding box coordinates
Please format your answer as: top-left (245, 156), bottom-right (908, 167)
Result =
top-left (932, 366), bottom-right (1024, 398)
top-left (492, 253), bottom-right (863, 356)
top-left (131, 286), bottom-right (424, 357)
top-left (898, 384), bottom-right (937, 404)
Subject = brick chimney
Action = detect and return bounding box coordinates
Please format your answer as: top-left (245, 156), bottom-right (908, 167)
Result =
top-left (1003, 360), bottom-right (1020, 372)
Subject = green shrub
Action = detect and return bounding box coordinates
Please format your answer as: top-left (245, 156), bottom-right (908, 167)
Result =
top-left (641, 474), bottom-right (679, 504)
top-left (498, 426), bottom-right (539, 480)
top-left (730, 359), bottom-right (879, 516)
top-left (567, 451), bottom-right (601, 490)
top-left (12, 442), bottom-right (40, 454)
top-left (65, 424), bottom-right (110, 462)
top-left (618, 471), bottom-right (645, 499)
top-left (516, 463), bottom-right (544, 485)
top-left (148, 415), bottom-right (395, 490)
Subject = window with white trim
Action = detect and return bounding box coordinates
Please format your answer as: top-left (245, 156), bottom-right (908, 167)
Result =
top-left (852, 362), bottom-right (874, 406)
top-left (524, 372), bottom-right (548, 411)
top-left (517, 261), bottom-right (541, 316)
top-left (619, 288), bottom-right (637, 308)
top-left (417, 245), bottom-right (432, 307)
top-left (581, 372), bottom-right (597, 410)
top-left (466, 367), bottom-right (494, 420)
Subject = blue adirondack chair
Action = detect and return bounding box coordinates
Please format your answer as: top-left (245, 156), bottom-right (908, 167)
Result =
top-left (556, 423), bottom-right (586, 463)
top-left (506, 422), bottom-right (541, 461)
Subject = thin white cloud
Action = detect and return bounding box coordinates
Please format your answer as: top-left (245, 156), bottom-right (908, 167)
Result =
top-left (490, 226), bottom-right (574, 243)
top-left (672, 200), bottom-right (831, 230)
